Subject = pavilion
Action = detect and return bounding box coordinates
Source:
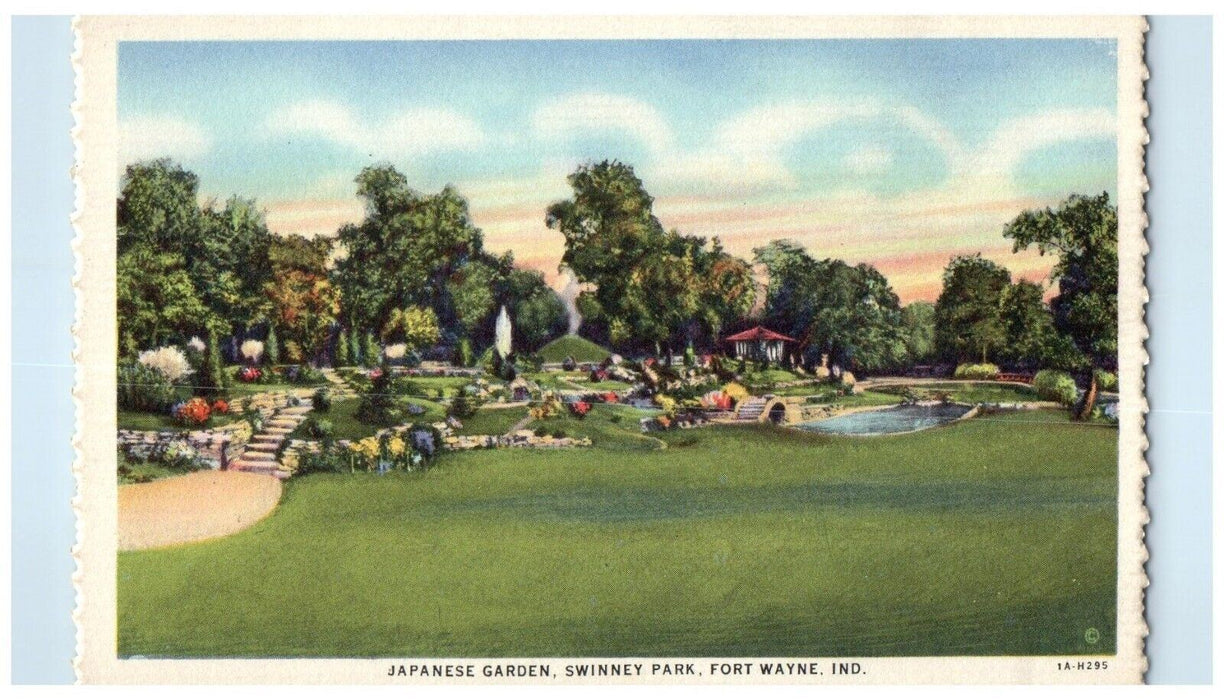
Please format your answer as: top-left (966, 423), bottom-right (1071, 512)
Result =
top-left (724, 326), bottom-right (797, 363)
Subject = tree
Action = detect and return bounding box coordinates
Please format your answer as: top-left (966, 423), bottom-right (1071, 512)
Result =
top-left (265, 268), bottom-right (340, 365)
top-left (545, 160), bottom-right (753, 354)
top-left (265, 324), bottom-right (281, 366)
top-left (697, 246), bottom-right (757, 343)
top-left (195, 322), bottom-right (228, 397)
top-left (117, 160), bottom-right (274, 344)
top-left (754, 241), bottom-right (906, 373)
top-left (934, 255), bottom-right (1011, 364)
top-left (116, 248), bottom-right (213, 358)
top-left (900, 301), bottom-right (937, 365)
top-left (501, 269), bottom-right (567, 352)
top-left (382, 306), bottom-right (441, 353)
top-left (335, 329), bottom-right (351, 367)
top-left (362, 333), bottom-right (380, 369)
top-left (335, 166), bottom-right (485, 336)
top-left (1004, 192), bottom-right (1118, 419)
top-left (998, 280), bottom-right (1055, 369)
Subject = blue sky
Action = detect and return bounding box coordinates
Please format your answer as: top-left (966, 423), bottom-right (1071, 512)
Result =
top-left (118, 38), bottom-right (1118, 300)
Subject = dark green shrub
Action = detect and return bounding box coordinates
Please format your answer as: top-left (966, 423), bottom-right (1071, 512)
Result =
top-left (1033, 369), bottom-right (1078, 406)
top-left (117, 363), bottom-right (179, 412)
top-left (449, 394), bottom-right (479, 419)
top-left (312, 388), bottom-right (331, 413)
top-left (454, 338), bottom-right (474, 367)
top-left (305, 417), bottom-right (334, 440)
top-left (356, 365), bottom-right (399, 425)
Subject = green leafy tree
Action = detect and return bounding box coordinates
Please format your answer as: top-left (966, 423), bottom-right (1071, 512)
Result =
top-left (335, 166), bottom-right (485, 335)
top-left (546, 160), bottom-right (753, 355)
top-left (382, 306), bottom-right (441, 353)
top-left (362, 332), bottom-right (380, 368)
top-left (499, 269), bottom-right (566, 352)
top-left (116, 248), bottom-right (213, 357)
top-left (196, 323), bottom-right (228, 398)
top-left (754, 241), bottom-right (906, 373)
top-left (335, 329), bottom-right (351, 367)
top-left (934, 255), bottom-right (1011, 364)
top-left (1004, 192), bottom-right (1118, 419)
top-left (998, 280), bottom-right (1055, 369)
top-left (265, 325), bottom-right (281, 366)
top-left (900, 301), bottom-right (937, 365)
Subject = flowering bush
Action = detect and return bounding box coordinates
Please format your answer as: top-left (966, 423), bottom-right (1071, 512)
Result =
top-left (721, 382), bottom-right (749, 403)
top-left (138, 346), bottom-right (192, 383)
top-left (529, 393), bottom-right (564, 420)
top-left (383, 343), bottom-right (407, 360)
top-left (237, 366), bottom-right (263, 383)
top-left (601, 392), bottom-right (619, 404)
top-left (590, 369), bottom-right (609, 382)
top-left (173, 397), bottom-right (212, 425)
top-left (187, 336), bottom-right (206, 354)
top-left (654, 394), bottom-right (677, 416)
top-left (568, 401), bottom-right (591, 419)
top-left (700, 390), bottom-right (733, 411)
top-left (240, 339), bottom-right (265, 365)
top-left (211, 399), bottom-right (230, 414)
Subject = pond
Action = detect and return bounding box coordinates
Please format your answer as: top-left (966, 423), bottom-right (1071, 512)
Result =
top-left (795, 403), bottom-right (973, 436)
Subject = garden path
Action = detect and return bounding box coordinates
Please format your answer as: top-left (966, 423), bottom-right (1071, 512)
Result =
top-left (229, 392), bottom-right (314, 479)
top-left (118, 470), bottom-right (281, 551)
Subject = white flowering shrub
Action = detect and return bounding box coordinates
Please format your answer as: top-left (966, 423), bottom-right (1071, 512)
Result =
top-left (137, 346), bottom-right (192, 383)
top-left (383, 343), bottom-right (407, 360)
top-left (186, 336), bottom-right (206, 353)
top-left (240, 339), bottom-right (265, 364)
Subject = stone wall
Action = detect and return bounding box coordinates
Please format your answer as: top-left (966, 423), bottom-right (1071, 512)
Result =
top-left (117, 420), bottom-right (254, 469)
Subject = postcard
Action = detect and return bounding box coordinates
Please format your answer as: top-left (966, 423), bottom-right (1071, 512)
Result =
top-left (73, 15), bottom-right (1149, 683)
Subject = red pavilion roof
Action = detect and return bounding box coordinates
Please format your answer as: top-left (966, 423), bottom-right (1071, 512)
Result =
top-left (723, 325), bottom-right (797, 343)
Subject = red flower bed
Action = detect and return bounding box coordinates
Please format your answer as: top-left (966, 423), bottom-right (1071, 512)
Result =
top-left (239, 366), bottom-right (262, 383)
top-left (175, 397), bottom-right (212, 425)
top-left (569, 401), bottom-right (591, 418)
top-left (211, 399), bottom-right (230, 414)
top-left (601, 392), bottom-right (619, 404)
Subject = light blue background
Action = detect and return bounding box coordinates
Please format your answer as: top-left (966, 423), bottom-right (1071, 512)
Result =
top-left (9, 15), bottom-right (1212, 684)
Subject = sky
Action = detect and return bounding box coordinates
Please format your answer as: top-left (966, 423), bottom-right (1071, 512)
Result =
top-left (118, 39), bottom-right (1118, 302)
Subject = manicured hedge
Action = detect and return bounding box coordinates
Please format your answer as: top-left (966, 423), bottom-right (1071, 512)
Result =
top-left (953, 363), bottom-right (1000, 380)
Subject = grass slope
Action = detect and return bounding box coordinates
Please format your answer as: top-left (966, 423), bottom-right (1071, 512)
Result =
top-left (537, 335), bottom-right (611, 363)
top-left (118, 410), bottom-right (1116, 658)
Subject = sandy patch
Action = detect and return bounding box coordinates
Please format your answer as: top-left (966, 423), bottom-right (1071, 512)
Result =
top-left (119, 470), bottom-right (282, 552)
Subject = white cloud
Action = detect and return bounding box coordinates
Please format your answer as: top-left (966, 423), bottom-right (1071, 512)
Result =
top-left (119, 114), bottom-right (212, 163)
top-left (843, 145), bottom-right (894, 176)
top-left (657, 99), bottom-right (966, 192)
top-left (266, 100), bottom-right (486, 157)
top-left (531, 93), bottom-right (674, 157)
top-left (970, 108), bottom-right (1116, 178)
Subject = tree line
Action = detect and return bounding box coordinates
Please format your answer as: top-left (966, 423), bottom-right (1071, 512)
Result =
top-left (118, 157), bottom-right (1117, 412)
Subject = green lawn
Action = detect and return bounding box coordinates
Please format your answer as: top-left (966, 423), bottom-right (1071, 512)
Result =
top-left (797, 389), bottom-right (904, 407)
top-left (454, 406), bottom-right (528, 436)
top-left (538, 334), bottom-right (612, 363)
top-left (118, 409), bottom-right (1117, 658)
top-left (117, 410), bottom-right (185, 431)
top-left (523, 371), bottom-right (587, 390)
top-left (291, 397), bottom-right (446, 441)
top-left (395, 375), bottom-right (474, 398)
top-left (873, 381), bottom-right (1038, 404)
